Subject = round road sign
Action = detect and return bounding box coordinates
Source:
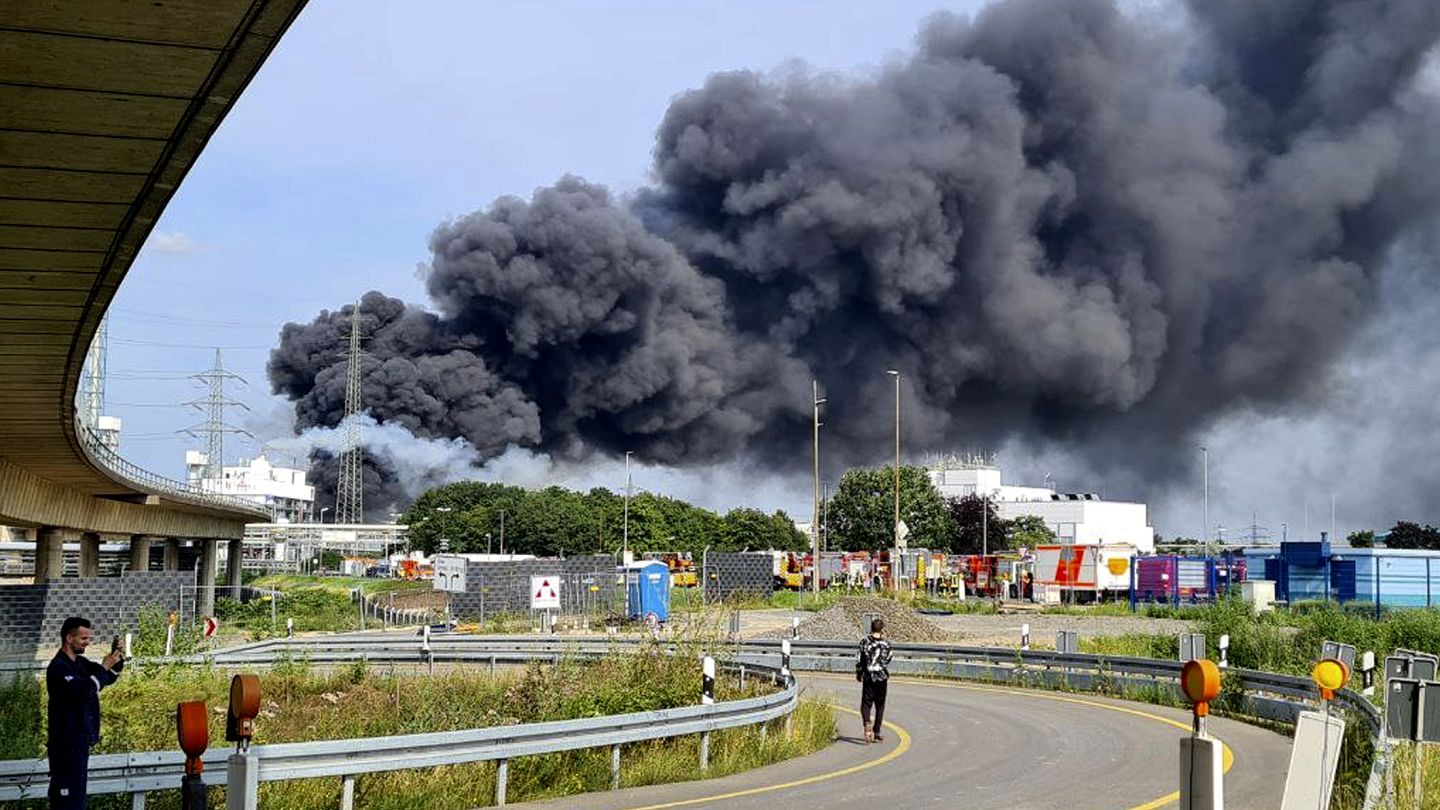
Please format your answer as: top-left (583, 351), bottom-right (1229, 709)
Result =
top-left (1180, 658), bottom-right (1221, 716)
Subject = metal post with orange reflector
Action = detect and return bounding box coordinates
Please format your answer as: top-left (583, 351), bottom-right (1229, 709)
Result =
top-left (176, 700), bottom-right (209, 809)
top-left (226, 674), bottom-right (263, 810)
top-left (1178, 658), bottom-right (1224, 810)
top-left (1278, 659), bottom-right (1349, 810)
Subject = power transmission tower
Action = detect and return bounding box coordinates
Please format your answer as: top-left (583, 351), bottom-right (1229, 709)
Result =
top-left (182, 349), bottom-right (251, 481)
top-left (78, 314), bottom-right (107, 428)
top-left (335, 304), bottom-right (366, 524)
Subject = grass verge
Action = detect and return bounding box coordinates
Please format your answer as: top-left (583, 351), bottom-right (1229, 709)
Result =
top-left (1, 650), bottom-right (833, 810)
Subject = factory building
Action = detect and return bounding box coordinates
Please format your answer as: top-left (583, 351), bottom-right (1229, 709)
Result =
top-left (185, 452), bottom-right (315, 523)
top-left (928, 456), bottom-right (1155, 553)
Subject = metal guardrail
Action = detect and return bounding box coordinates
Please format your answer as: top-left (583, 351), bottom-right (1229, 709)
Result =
top-left (0, 633), bottom-right (1391, 807)
top-left (0, 639), bottom-right (794, 807)
top-left (74, 422), bottom-right (271, 517)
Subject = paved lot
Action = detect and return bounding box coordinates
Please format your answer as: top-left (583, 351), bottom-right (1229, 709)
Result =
top-left (508, 673), bottom-right (1289, 810)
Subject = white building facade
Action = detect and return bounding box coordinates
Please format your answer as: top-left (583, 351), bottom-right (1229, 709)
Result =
top-left (186, 452), bottom-right (315, 523)
top-left (928, 458), bottom-right (1155, 553)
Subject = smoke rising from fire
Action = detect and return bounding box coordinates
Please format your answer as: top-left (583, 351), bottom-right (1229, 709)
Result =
top-left (269, 0), bottom-right (1440, 516)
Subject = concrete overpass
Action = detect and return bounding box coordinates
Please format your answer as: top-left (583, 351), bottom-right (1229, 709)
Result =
top-left (0, 0), bottom-right (309, 616)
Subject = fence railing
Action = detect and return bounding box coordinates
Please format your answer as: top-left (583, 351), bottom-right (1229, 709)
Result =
top-left (74, 422), bottom-right (270, 518)
top-left (0, 641), bottom-right (793, 807)
top-left (0, 634), bottom-right (1389, 808)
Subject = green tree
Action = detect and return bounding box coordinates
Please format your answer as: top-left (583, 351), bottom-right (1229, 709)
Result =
top-left (1384, 521), bottom-right (1440, 549)
top-left (1346, 529), bottom-right (1375, 548)
top-left (828, 465), bottom-right (951, 551)
top-left (946, 495), bottom-right (1008, 554)
top-left (1006, 514), bottom-right (1057, 548)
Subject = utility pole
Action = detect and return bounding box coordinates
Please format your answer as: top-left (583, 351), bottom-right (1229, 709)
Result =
top-left (982, 491), bottom-right (988, 557)
top-left (499, 509), bottom-right (506, 556)
top-left (623, 451), bottom-right (632, 561)
top-left (1199, 445), bottom-right (1209, 552)
top-left (183, 349), bottom-right (251, 482)
top-left (812, 380), bottom-right (825, 596)
top-left (887, 369), bottom-right (901, 592)
top-left (336, 304), bottom-right (366, 524)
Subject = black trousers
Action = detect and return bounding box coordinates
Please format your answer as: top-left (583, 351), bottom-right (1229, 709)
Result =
top-left (48, 743), bottom-right (89, 809)
top-left (860, 678), bottom-right (888, 733)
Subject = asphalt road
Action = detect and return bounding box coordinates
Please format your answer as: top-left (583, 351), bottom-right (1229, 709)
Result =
top-left (506, 675), bottom-right (1291, 810)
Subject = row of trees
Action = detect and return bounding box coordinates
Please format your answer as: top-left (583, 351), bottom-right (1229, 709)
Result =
top-left (400, 482), bottom-right (807, 556)
top-left (1350, 522), bottom-right (1440, 549)
top-left (825, 465), bottom-right (1055, 554)
top-left (400, 466), bottom-right (1057, 558)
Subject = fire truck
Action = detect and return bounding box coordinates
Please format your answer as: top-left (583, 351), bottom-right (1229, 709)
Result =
top-left (1033, 543), bottom-right (1136, 602)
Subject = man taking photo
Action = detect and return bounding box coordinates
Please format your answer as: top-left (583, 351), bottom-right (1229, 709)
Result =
top-left (47, 616), bottom-right (124, 808)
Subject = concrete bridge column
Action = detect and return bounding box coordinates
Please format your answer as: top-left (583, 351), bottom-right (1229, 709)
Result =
top-left (226, 538), bottom-right (243, 600)
top-left (128, 535), bottom-right (153, 572)
top-left (33, 527), bottom-right (66, 583)
top-left (198, 540), bottom-right (217, 619)
top-left (163, 538), bottom-right (181, 571)
top-left (79, 532), bottom-right (101, 578)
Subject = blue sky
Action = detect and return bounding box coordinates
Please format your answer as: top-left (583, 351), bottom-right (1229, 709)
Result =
top-left (103, 0), bottom-right (1436, 539)
top-left (106, 0), bottom-right (987, 516)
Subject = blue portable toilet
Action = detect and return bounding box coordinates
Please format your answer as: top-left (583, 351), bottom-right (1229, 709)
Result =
top-left (624, 560), bottom-right (670, 624)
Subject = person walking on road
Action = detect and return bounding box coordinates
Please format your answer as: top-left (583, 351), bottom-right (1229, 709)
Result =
top-left (46, 616), bottom-right (124, 808)
top-left (858, 617), bottom-right (892, 743)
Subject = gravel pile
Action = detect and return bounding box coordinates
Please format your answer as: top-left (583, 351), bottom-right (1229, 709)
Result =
top-left (767, 597), bottom-right (956, 642)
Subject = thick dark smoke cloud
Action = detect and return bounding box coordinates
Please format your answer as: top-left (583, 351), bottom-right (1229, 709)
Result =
top-left (270, 0), bottom-right (1440, 516)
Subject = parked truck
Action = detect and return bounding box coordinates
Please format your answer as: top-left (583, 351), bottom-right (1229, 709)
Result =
top-left (1033, 543), bottom-right (1135, 603)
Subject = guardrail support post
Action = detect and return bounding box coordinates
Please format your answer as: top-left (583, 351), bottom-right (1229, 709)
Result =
top-left (784, 713), bottom-right (793, 739)
top-left (226, 751), bottom-right (259, 810)
top-left (340, 774), bottom-right (355, 810)
top-left (130, 791), bottom-right (146, 809)
top-left (611, 744), bottom-right (621, 789)
top-left (495, 758), bottom-right (509, 806)
top-left (699, 731), bottom-right (710, 771)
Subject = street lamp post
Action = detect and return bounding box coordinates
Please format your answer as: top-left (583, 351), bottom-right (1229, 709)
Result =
top-left (1199, 445), bottom-right (1209, 551)
top-left (319, 507), bottom-right (330, 525)
top-left (623, 451), bottom-right (633, 561)
top-left (498, 509), bottom-right (506, 556)
top-left (812, 380), bottom-right (825, 596)
top-left (887, 369), bottom-right (901, 592)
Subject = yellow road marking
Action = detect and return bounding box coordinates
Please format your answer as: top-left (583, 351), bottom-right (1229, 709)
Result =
top-left (622, 674), bottom-right (1237, 810)
top-left (620, 708), bottom-right (911, 810)
top-left (856, 676), bottom-right (1236, 810)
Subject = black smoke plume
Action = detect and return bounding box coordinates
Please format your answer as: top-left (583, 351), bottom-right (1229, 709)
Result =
top-left (270, 0), bottom-right (1440, 516)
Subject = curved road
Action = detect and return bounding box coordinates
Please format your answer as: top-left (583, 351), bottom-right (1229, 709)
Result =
top-left (510, 675), bottom-right (1290, 810)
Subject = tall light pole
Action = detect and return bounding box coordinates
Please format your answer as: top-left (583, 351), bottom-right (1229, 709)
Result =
top-left (1199, 445), bottom-right (1209, 550)
top-left (623, 451), bottom-right (633, 561)
top-left (498, 508), bottom-right (506, 556)
top-left (812, 380), bottom-right (825, 595)
top-left (319, 507), bottom-right (330, 525)
top-left (887, 369), bottom-right (901, 592)
top-left (982, 490), bottom-right (989, 558)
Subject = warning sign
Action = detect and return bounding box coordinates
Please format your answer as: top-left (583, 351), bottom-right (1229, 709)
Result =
top-left (530, 575), bottom-right (561, 610)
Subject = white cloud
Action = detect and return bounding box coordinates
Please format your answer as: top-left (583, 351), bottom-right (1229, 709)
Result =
top-left (147, 231), bottom-right (195, 255)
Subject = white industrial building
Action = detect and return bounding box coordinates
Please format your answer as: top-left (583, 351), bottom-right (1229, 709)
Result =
top-left (186, 452), bottom-right (315, 523)
top-left (928, 456), bottom-right (1155, 553)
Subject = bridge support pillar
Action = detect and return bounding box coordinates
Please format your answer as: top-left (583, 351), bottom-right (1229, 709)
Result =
top-left (79, 532), bottom-right (101, 578)
top-left (129, 535), bottom-right (152, 572)
top-left (226, 538), bottom-right (243, 600)
top-left (33, 527), bottom-right (66, 583)
top-left (164, 538), bottom-right (181, 571)
top-left (198, 540), bottom-right (217, 619)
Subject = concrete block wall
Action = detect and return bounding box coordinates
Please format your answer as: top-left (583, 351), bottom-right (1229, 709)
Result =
top-left (0, 570), bottom-right (195, 657)
top-left (449, 555), bottom-right (623, 619)
top-left (702, 552), bottom-right (774, 601)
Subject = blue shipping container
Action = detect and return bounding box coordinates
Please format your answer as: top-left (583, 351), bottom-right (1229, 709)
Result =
top-left (625, 561), bottom-right (670, 623)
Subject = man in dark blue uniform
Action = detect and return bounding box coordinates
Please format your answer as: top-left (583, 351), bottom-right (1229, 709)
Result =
top-left (46, 616), bottom-right (123, 808)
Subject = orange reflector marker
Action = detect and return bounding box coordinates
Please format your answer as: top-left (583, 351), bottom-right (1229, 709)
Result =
top-left (227, 673), bottom-right (262, 748)
top-left (176, 700), bottom-right (209, 775)
top-left (1312, 658), bottom-right (1349, 700)
top-left (1181, 658), bottom-right (1222, 718)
